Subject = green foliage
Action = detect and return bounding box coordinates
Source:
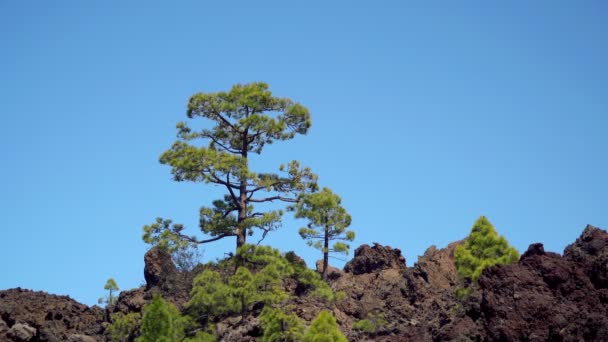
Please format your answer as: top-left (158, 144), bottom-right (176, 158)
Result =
top-left (188, 269), bottom-right (236, 318)
top-left (143, 218), bottom-right (193, 253)
top-left (454, 216), bottom-right (520, 281)
top-left (455, 287), bottom-right (472, 300)
top-left (183, 331), bottom-right (217, 342)
top-left (99, 278), bottom-right (120, 306)
top-left (352, 319), bottom-right (375, 333)
top-left (259, 307), bottom-right (306, 342)
top-left (188, 245), bottom-right (340, 319)
top-left (304, 311), bottom-right (347, 342)
top-left (352, 312), bottom-right (386, 334)
top-left (291, 187), bottom-right (355, 280)
top-left (106, 312), bottom-right (141, 342)
top-left (155, 82), bottom-right (318, 251)
top-left (136, 295), bottom-right (189, 342)
top-left (142, 218), bottom-right (204, 271)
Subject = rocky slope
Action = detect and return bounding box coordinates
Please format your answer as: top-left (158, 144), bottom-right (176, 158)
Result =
top-left (1, 224), bottom-right (607, 341)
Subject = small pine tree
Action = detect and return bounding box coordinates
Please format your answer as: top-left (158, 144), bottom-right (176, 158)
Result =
top-left (99, 278), bottom-right (119, 306)
top-left (107, 312), bottom-right (141, 342)
top-left (187, 269), bottom-right (237, 318)
top-left (136, 295), bottom-right (187, 342)
top-left (259, 306), bottom-right (306, 342)
top-left (291, 188), bottom-right (355, 280)
top-left (454, 216), bottom-right (520, 281)
top-left (304, 311), bottom-right (347, 342)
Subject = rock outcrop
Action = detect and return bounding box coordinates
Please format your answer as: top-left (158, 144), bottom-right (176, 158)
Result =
top-left (0, 288), bottom-right (104, 341)
top-left (440, 225), bottom-right (608, 341)
top-left (2, 225), bottom-right (608, 341)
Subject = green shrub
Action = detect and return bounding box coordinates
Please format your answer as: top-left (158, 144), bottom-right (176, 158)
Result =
top-left (136, 295), bottom-right (188, 342)
top-left (454, 216), bottom-right (519, 281)
top-left (353, 312), bottom-right (386, 333)
top-left (353, 319), bottom-right (375, 333)
top-left (183, 331), bottom-right (217, 342)
top-left (106, 312), bottom-right (141, 342)
top-left (454, 287), bottom-right (472, 300)
top-left (188, 245), bottom-right (341, 319)
top-left (304, 311), bottom-right (347, 342)
top-left (259, 307), bottom-right (306, 342)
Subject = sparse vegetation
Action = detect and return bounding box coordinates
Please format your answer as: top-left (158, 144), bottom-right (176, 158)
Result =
top-left (353, 312), bottom-right (387, 334)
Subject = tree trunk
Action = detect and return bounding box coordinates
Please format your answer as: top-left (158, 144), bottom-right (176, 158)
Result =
top-left (237, 129), bottom-right (249, 250)
top-left (323, 225), bottom-right (329, 281)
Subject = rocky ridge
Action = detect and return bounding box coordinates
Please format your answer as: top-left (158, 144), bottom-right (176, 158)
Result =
top-left (1, 225), bottom-right (607, 341)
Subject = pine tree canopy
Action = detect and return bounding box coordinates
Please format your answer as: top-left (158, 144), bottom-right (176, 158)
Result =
top-left (454, 216), bottom-right (520, 281)
top-left (104, 278), bottom-right (119, 291)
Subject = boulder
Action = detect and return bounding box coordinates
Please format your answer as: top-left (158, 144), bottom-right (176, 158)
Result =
top-left (344, 243), bottom-right (406, 275)
top-left (143, 246), bottom-right (178, 289)
top-left (7, 323), bottom-right (36, 341)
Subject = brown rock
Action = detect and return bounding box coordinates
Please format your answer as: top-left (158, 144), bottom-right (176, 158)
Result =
top-left (67, 334), bottom-right (97, 342)
top-left (143, 246), bottom-right (177, 289)
top-left (564, 224), bottom-right (608, 289)
top-left (315, 260), bottom-right (343, 279)
top-left (0, 288), bottom-right (104, 341)
top-left (7, 323), bottom-right (36, 341)
top-left (344, 243), bottom-right (406, 275)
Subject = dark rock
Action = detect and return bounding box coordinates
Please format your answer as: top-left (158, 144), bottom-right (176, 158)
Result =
top-left (315, 260), bottom-right (343, 279)
top-left (0, 288), bottom-right (104, 341)
top-left (564, 224), bottom-right (608, 289)
top-left (344, 243), bottom-right (406, 275)
top-left (141, 247), bottom-right (194, 309)
top-left (521, 242), bottom-right (546, 259)
top-left (143, 246), bottom-right (177, 289)
top-left (285, 251), bottom-right (307, 268)
top-left (3, 224), bottom-right (608, 342)
top-left (477, 235), bottom-right (608, 341)
top-left (112, 287), bottom-right (146, 314)
top-left (0, 317), bottom-right (8, 335)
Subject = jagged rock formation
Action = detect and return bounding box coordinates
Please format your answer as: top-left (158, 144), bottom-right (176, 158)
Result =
top-left (0, 288), bottom-right (104, 341)
top-left (440, 225), bottom-right (608, 341)
top-left (1, 225), bottom-right (607, 341)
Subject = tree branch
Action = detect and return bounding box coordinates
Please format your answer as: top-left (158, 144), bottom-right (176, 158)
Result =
top-left (226, 172), bottom-right (240, 208)
top-left (212, 110), bottom-right (239, 133)
top-left (202, 132), bottom-right (241, 154)
top-left (249, 196), bottom-right (297, 203)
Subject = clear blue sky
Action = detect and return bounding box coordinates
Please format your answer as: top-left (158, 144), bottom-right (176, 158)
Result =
top-left (1, 1), bottom-right (606, 306)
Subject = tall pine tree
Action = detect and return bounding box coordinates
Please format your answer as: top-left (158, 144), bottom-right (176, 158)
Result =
top-left (145, 83), bottom-right (317, 252)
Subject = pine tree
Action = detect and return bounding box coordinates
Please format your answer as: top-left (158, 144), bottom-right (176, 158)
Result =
top-left (291, 188), bottom-right (355, 280)
top-left (147, 83), bottom-right (317, 253)
top-left (137, 295), bottom-right (187, 342)
top-left (304, 311), bottom-right (347, 342)
top-left (259, 307), bottom-right (306, 342)
top-left (454, 216), bottom-right (520, 281)
top-left (98, 278), bottom-right (119, 306)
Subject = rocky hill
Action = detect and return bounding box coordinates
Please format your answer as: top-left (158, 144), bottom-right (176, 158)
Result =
top-left (1, 224), bottom-right (607, 341)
